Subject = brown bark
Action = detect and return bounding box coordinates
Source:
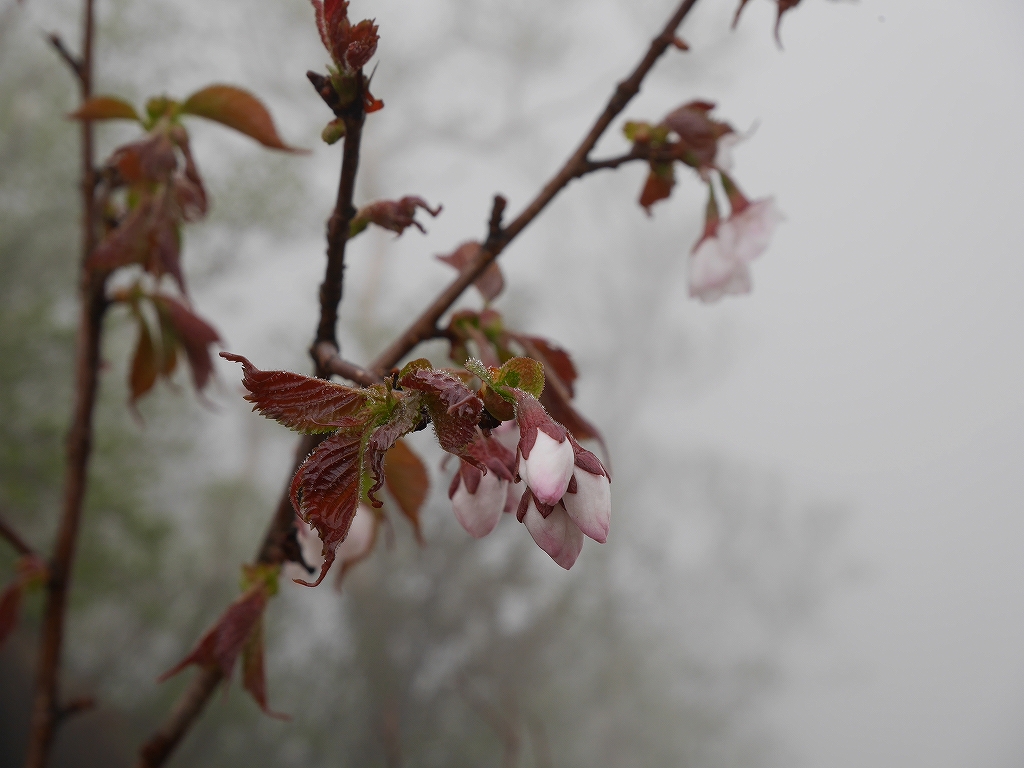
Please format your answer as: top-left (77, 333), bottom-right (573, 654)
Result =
top-left (24, 0), bottom-right (105, 762)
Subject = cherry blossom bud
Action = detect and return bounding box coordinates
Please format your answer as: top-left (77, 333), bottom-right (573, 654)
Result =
top-left (518, 490), bottom-right (584, 570)
top-left (449, 459), bottom-right (507, 538)
top-left (562, 437), bottom-right (611, 543)
top-left (513, 392), bottom-right (575, 506)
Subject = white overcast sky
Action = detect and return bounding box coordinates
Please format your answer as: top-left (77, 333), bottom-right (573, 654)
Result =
top-left (22, 0), bottom-right (1020, 763)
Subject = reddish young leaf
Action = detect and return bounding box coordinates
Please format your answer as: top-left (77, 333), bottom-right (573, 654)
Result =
top-left (436, 241), bottom-right (505, 302)
top-left (383, 440), bottom-right (429, 541)
top-left (110, 134), bottom-right (178, 184)
top-left (156, 296), bottom-right (221, 392)
top-left (290, 431), bottom-right (363, 587)
top-left (241, 618), bottom-right (289, 720)
top-left (88, 199), bottom-right (154, 274)
top-left (463, 434), bottom-right (516, 482)
top-left (664, 101), bottom-right (733, 169)
top-left (639, 163), bottom-right (676, 214)
top-left (221, 353), bottom-right (367, 434)
top-left (0, 582), bottom-right (22, 649)
top-left (352, 196), bottom-right (442, 237)
top-left (159, 584), bottom-right (268, 682)
top-left (69, 95), bottom-right (141, 122)
top-left (172, 132), bottom-right (208, 222)
top-left (149, 212), bottom-right (186, 295)
top-left (398, 367), bottom-right (483, 455)
top-left (129, 317), bottom-right (159, 404)
top-left (180, 85), bottom-right (305, 153)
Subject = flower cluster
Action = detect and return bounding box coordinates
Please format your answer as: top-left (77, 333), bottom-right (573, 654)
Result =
top-left (623, 101), bottom-right (783, 302)
top-left (448, 390), bottom-right (611, 570)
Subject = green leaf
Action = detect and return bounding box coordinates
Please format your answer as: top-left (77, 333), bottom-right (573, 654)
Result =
top-left (496, 357), bottom-right (545, 399)
top-left (180, 85), bottom-right (306, 153)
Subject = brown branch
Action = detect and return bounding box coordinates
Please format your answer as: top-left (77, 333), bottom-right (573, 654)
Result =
top-left (46, 33), bottom-right (83, 81)
top-left (136, 71), bottom-right (371, 768)
top-left (137, 3), bottom-right (700, 762)
top-left (24, 0), bottom-right (103, 764)
top-left (0, 510), bottom-right (35, 558)
top-left (312, 341), bottom-right (384, 386)
top-left (369, 0), bottom-right (700, 374)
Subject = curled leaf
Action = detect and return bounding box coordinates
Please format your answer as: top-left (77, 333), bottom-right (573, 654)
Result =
top-left (181, 85), bottom-right (305, 153)
top-left (221, 353), bottom-right (367, 433)
top-left (364, 399), bottom-right (423, 507)
top-left (351, 196), bottom-right (442, 237)
top-left (290, 432), bottom-right (363, 587)
top-left (154, 297), bottom-right (220, 393)
top-left (398, 367), bottom-right (483, 455)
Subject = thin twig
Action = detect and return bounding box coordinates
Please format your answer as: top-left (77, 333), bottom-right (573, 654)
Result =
top-left (369, 0), bottom-right (701, 374)
top-left (24, 0), bottom-right (103, 764)
top-left (0, 510), bottom-right (35, 558)
top-left (312, 341), bottom-right (384, 386)
top-left (46, 33), bottom-right (83, 81)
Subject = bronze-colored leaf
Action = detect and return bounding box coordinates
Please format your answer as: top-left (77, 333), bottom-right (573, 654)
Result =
top-left (290, 431), bottom-right (363, 587)
top-left (241, 617), bottom-right (289, 720)
top-left (436, 241), bottom-right (505, 302)
top-left (180, 85), bottom-right (306, 153)
top-left (69, 96), bottom-right (140, 122)
top-left (156, 297), bottom-right (221, 392)
top-left (221, 353), bottom-right (367, 434)
top-left (383, 439), bottom-right (429, 540)
top-left (512, 334), bottom-right (578, 397)
top-left (364, 399), bottom-right (423, 507)
top-left (398, 368), bottom-right (482, 455)
top-left (129, 317), bottom-right (159, 404)
top-left (158, 584), bottom-right (268, 682)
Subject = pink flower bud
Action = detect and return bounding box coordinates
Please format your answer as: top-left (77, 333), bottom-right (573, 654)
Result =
top-left (519, 490), bottom-right (584, 570)
top-left (520, 430), bottom-right (574, 506)
top-left (513, 392), bottom-right (574, 506)
top-left (449, 460), bottom-right (507, 538)
top-left (562, 439), bottom-right (611, 543)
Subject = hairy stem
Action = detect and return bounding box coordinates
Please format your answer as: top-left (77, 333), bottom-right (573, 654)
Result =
top-left (370, 0), bottom-right (700, 373)
top-left (24, 0), bottom-right (104, 765)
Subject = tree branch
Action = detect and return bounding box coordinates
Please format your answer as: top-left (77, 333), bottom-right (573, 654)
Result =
top-left (45, 33), bottom-right (83, 82)
top-left (369, 0), bottom-right (701, 374)
top-left (136, 71), bottom-right (371, 768)
top-left (0, 510), bottom-right (35, 558)
top-left (24, 0), bottom-right (105, 764)
top-left (135, 2), bottom-right (700, 762)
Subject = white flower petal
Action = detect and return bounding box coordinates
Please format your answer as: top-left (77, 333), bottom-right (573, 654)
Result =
top-left (522, 431), bottom-right (574, 506)
top-left (562, 470), bottom-right (611, 543)
top-left (688, 236), bottom-right (751, 303)
top-left (452, 473), bottom-right (507, 538)
top-left (523, 498), bottom-right (585, 570)
top-left (722, 197), bottom-right (783, 263)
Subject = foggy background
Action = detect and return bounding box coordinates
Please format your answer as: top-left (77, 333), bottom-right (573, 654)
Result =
top-left (1, 0), bottom-right (1022, 766)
